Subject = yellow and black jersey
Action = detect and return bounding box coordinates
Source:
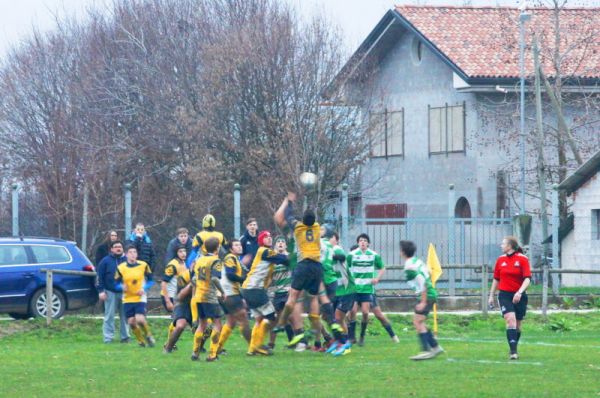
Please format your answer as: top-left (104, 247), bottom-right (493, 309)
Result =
top-left (162, 258), bottom-right (187, 299)
top-left (242, 247), bottom-right (288, 289)
top-left (221, 253), bottom-right (246, 296)
top-left (175, 269), bottom-right (192, 305)
top-left (193, 255), bottom-right (222, 304)
top-left (292, 222), bottom-right (321, 262)
top-left (192, 230), bottom-right (227, 256)
top-left (115, 260), bottom-right (153, 303)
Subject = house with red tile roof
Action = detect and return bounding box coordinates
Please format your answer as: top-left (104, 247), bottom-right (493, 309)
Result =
top-left (325, 5), bottom-right (600, 224)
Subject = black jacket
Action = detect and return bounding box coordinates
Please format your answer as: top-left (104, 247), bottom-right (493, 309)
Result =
top-left (164, 237), bottom-right (193, 264)
top-left (96, 253), bottom-right (126, 293)
top-left (94, 243), bottom-right (110, 266)
top-left (126, 235), bottom-right (156, 269)
top-left (240, 230), bottom-right (259, 261)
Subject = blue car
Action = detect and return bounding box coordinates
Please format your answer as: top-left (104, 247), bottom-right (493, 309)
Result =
top-left (0, 237), bottom-right (97, 319)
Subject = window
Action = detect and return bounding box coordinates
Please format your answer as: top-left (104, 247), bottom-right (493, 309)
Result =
top-left (593, 210), bottom-right (600, 240)
top-left (0, 245), bottom-right (29, 266)
top-left (30, 245), bottom-right (71, 264)
top-left (428, 102), bottom-right (466, 155)
top-left (368, 108), bottom-right (404, 158)
top-left (411, 37), bottom-right (423, 65)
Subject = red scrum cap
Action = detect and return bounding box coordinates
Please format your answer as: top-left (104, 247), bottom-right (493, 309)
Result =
top-left (258, 230), bottom-right (271, 247)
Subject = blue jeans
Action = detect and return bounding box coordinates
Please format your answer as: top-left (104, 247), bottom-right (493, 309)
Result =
top-left (103, 291), bottom-right (129, 342)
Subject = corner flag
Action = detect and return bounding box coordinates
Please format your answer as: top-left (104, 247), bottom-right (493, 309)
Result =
top-left (427, 243), bottom-right (443, 335)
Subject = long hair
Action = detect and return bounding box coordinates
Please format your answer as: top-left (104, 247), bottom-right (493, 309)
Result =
top-left (504, 236), bottom-right (523, 253)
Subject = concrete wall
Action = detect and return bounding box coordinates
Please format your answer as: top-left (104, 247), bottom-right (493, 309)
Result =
top-left (562, 174), bottom-right (600, 286)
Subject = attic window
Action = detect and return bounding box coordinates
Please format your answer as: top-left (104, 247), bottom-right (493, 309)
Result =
top-left (411, 37), bottom-right (423, 65)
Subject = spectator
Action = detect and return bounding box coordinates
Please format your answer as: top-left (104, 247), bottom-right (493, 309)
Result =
top-left (127, 223), bottom-right (156, 270)
top-left (95, 230), bottom-right (118, 266)
top-left (164, 227), bottom-right (193, 264)
top-left (240, 217), bottom-right (258, 267)
top-left (97, 240), bottom-right (129, 344)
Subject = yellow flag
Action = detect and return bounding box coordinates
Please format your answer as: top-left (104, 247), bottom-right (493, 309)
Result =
top-left (427, 243), bottom-right (443, 287)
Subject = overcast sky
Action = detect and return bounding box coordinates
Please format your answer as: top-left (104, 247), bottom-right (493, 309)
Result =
top-left (1, 0), bottom-right (598, 58)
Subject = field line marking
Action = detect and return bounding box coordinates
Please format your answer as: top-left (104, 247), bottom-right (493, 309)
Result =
top-left (446, 358), bottom-right (543, 366)
top-left (439, 337), bottom-right (600, 349)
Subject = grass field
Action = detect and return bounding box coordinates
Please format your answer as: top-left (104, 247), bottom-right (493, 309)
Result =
top-left (2, 312), bottom-right (600, 397)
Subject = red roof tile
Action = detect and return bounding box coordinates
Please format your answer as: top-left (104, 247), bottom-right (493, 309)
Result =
top-left (395, 5), bottom-right (600, 80)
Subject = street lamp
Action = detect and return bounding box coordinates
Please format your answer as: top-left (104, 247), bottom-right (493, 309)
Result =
top-left (519, 6), bottom-right (531, 214)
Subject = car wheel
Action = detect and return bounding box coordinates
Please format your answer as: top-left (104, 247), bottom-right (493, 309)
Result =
top-left (8, 312), bottom-right (31, 320)
top-left (30, 288), bottom-right (66, 319)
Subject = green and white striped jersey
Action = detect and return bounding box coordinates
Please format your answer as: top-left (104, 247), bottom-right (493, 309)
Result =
top-left (404, 257), bottom-right (437, 300)
top-left (269, 259), bottom-right (292, 296)
top-left (333, 245), bottom-right (354, 296)
top-left (320, 239), bottom-right (338, 285)
top-left (347, 248), bottom-right (384, 294)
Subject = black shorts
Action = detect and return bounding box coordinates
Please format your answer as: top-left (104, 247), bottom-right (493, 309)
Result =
top-left (414, 299), bottom-right (436, 316)
top-left (371, 295), bottom-right (379, 308)
top-left (498, 290), bottom-right (528, 320)
top-left (161, 296), bottom-right (175, 313)
top-left (241, 288), bottom-right (275, 317)
top-left (273, 292), bottom-right (289, 313)
top-left (355, 293), bottom-right (374, 304)
top-left (196, 302), bottom-right (223, 320)
top-left (291, 259), bottom-right (323, 296)
top-left (173, 303), bottom-right (192, 325)
top-left (223, 295), bottom-right (245, 313)
top-left (334, 294), bottom-right (355, 313)
top-left (124, 302), bottom-right (146, 318)
top-left (324, 281), bottom-right (337, 301)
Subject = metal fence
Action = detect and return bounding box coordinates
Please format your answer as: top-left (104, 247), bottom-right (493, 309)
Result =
top-left (348, 217), bottom-right (512, 290)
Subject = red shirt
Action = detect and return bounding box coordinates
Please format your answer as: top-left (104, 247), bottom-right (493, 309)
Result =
top-left (493, 252), bottom-right (531, 293)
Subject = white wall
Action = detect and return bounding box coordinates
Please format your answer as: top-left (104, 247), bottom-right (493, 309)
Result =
top-left (562, 174), bottom-right (600, 287)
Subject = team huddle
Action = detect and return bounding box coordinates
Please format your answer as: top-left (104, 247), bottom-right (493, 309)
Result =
top-left (99, 193), bottom-right (446, 362)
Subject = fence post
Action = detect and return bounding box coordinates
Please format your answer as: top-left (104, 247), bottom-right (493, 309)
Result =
top-left (46, 271), bottom-right (53, 326)
top-left (12, 183), bottom-right (19, 236)
top-left (481, 264), bottom-right (488, 315)
top-left (124, 183), bottom-right (132, 238)
top-left (448, 184), bottom-right (456, 296)
top-left (341, 183), bottom-right (349, 250)
top-left (234, 183), bottom-right (241, 238)
top-left (551, 184), bottom-right (560, 295)
top-left (81, 183), bottom-right (89, 253)
top-left (542, 265), bottom-right (549, 319)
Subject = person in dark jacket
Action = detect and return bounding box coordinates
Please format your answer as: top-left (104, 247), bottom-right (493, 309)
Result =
top-left (95, 230), bottom-right (118, 266)
top-left (97, 240), bottom-right (129, 343)
top-left (164, 227), bottom-right (193, 264)
top-left (240, 218), bottom-right (258, 268)
top-left (126, 223), bottom-right (156, 270)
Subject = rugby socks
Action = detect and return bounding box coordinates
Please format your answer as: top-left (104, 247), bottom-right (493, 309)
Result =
top-left (321, 303), bottom-right (335, 324)
top-left (284, 324), bottom-right (294, 342)
top-left (193, 330), bottom-right (203, 354)
top-left (167, 322), bottom-right (175, 343)
top-left (425, 331), bottom-right (438, 348)
top-left (507, 328), bottom-right (518, 354)
top-left (348, 320), bottom-right (357, 342)
top-left (208, 329), bottom-right (220, 358)
top-left (131, 326), bottom-right (145, 344)
top-left (382, 323), bottom-right (396, 338)
top-left (360, 321), bottom-right (368, 340)
top-left (141, 323), bottom-right (152, 337)
top-left (249, 323), bottom-right (260, 352)
top-left (294, 328), bottom-right (308, 344)
top-left (199, 325), bottom-right (212, 351)
top-left (517, 329), bottom-right (522, 343)
top-left (308, 313), bottom-right (322, 336)
top-left (217, 324), bottom-right (233, 352)
top-left (418, 333), bottom-right (430, 351)
top-left (240, 325), bottom-right (252, 343)
top-left (257, 320), bottom-right (271, 347)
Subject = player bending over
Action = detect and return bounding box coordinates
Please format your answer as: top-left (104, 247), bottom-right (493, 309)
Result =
top-left (400, 240), bottom-right (443, 360)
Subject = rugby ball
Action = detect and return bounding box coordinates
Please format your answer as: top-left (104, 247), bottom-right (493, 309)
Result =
top-left (299, 172), bottom-right (318, 190)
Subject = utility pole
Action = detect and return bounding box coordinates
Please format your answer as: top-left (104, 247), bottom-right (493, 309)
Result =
top-left (533, 36), bottom-right (550, 272)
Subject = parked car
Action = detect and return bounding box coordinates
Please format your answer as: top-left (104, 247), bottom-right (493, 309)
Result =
top-left (0, 237), bottom-right (97, 319)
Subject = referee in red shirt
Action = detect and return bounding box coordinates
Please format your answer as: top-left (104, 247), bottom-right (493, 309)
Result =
top-left (488, 236), bottom-right (531, 360)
